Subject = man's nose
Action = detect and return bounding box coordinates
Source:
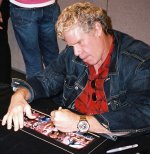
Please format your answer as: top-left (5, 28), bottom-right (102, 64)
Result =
top-left (73, 45), bottom-right (82, 56)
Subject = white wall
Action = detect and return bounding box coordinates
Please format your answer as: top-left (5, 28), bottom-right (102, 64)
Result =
top-left (8, 0), bottom-right (150, 73)
top-left (108, 0), bottom-right (150, 45)
top-left (8, 20), bottom-right (25, 73)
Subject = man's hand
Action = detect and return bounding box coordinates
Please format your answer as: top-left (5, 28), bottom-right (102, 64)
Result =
top-left (2, 89), bottom-right (35, 131)
top-left (51, 107), bottom-right (111, 135)
top-left (51, 107), bottom-right (80, 132)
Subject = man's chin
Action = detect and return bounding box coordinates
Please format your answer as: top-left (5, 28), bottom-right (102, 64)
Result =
top-left (83, 61), bottom-right (95, 66)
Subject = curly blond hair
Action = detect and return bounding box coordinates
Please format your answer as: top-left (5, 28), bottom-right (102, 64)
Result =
top-left (56, 2), bottom-right (112, 39)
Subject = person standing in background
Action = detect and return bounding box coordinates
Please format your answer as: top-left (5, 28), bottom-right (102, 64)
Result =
top-left (9, 0), bottom-right (60, 79)
top-left (0, 0), bottom-right (11, 86)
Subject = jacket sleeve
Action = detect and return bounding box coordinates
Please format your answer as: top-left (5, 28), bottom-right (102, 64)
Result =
top-left (11, 49), bottom-right (67, 102)
top-left (27, 51), bottom-right (67, 100)
top-left (11, 78), bottom-right (34, 103)
top-left (94, 58), bottom-right (150, 136)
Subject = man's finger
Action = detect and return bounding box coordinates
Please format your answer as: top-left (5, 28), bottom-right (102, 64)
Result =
top-left (58, 107), bottom-right (62, 110)
top-left (2, 114), bottom-right (8, 126)
top-left (12, 114), bottom-right (19, 131)
top-left (50, 110), bottom-right (56, 117)
top-left (24, 105), bottom-right (36, 119)
top-left (18, 111), bottom-right (24, 129)
top-left (7, 114), bottom-right (13, 130)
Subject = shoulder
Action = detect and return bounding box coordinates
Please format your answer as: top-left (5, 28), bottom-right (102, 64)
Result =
top-left (114, 30), bottom-right (150, 61)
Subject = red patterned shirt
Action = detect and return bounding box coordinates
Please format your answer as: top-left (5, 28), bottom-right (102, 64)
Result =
top-left (75, 42), bottom-right (114, 115)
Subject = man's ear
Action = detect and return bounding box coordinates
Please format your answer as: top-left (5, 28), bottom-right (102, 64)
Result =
top-left (94, 22), bottom-right (102, 37)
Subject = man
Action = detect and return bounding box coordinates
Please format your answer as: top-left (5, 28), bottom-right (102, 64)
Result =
top-left (2, 2), bottom-right (150, 140)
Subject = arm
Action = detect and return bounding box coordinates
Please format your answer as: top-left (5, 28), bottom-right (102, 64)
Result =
top-left (27, 50), bottom-right (67, 100)
top-left (50, 58), bottom-right (150, 138)
top-left (95, 58), bottom-right (150, 133)
top-left (50, 108), bottom-right (111, 135)
top-left (2, 87), bottom-right (35, 131)
top-left (2, 48), bottom-right (68, 131)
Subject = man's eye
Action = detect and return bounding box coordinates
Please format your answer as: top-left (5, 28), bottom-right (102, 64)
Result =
top-left (67, 45), bottom-right (73, 48)
top-left (78, 41), bottom-right (80, 44)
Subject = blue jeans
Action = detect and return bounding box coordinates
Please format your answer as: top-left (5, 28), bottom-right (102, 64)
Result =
top-left (10, 3), bottom-right (60, 78)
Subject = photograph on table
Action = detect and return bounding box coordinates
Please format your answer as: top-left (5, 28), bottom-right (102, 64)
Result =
top-left (23, 109), bottom-right (107, 154)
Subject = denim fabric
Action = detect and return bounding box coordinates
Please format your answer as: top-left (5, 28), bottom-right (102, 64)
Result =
top-left (12, 30), bottom-right (150, 138)
top-left (10, 2), bottom-right (60, 78)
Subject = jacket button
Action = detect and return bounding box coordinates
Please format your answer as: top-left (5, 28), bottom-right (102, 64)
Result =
top-left (75, 86), bottom-right (78, 90)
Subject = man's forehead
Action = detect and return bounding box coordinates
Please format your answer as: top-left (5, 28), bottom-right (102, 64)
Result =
top-left (66, 25), bottom-right (83, 35)
top-left (64, 26), bottom-right (84, 45)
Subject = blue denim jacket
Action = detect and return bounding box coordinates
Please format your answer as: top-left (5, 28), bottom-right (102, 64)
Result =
top-left (12, 30), bottom-right (150, 138)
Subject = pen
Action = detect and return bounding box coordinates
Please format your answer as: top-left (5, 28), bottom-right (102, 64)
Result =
top-left (106, 144), bottom-right (138, 153)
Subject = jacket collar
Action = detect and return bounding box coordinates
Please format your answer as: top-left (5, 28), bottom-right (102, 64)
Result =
top-left (72, 30), bottom-right (123, 74)
top-left (109, 30), bottom-right (121, 75)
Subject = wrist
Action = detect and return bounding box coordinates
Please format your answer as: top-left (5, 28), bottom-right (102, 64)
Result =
top-left (15, 88), bottom-right (31, 102)
top-left (77, 115), bottom-right (90, 133)
top-left (11, 78), bottom-right (34, 103)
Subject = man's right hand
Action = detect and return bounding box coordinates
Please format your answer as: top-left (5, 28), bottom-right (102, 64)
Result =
top-left (2, 89), bottom-right (36, 131)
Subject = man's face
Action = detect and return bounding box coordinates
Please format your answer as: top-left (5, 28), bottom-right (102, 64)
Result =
top-left (64, 26), bottom-right (103, 66)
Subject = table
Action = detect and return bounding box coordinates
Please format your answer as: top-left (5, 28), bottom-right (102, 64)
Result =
top-left (0, 87), bottom-right (150, 154)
